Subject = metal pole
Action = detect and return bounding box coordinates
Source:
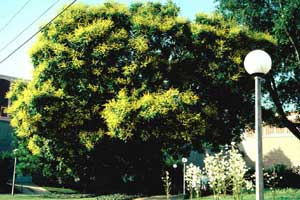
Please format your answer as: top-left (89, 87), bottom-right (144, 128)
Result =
top-left (183, 162), bottom-right (185, 196)
top-left (11, 156), bottom-right (17, 196)
top-left (255, 76), bottom-right (264, 200)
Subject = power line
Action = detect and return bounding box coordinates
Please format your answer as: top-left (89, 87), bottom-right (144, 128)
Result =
top-left (0, 0), bottom-right (32, 34)
top-left (0, 0), bottom-right (61, 54)
top-left (0, 0), bottom-right (78, 64)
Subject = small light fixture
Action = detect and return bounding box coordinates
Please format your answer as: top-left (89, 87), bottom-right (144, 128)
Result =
top-left (181, 157), bottom-right (187, 163)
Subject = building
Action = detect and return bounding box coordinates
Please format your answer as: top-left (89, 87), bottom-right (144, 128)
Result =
top-left (0, 74), bottom-right (17, 152)
top-left (240, 118), bottom-right (300, 168)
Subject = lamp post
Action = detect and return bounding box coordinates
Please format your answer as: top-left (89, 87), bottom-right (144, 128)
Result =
top-left (11, 149), bottom-right (18, 196)
top-left (181, 157), bottom-right (187, 196)
top-left (244, 49), bottom-right (272, 200)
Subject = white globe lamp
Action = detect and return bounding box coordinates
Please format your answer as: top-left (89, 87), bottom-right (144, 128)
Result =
top-left (244, 50), bottom-right (272, 75)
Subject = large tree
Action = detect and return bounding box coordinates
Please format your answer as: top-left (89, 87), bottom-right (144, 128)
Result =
top-left (217, 0), bottom-right (300, 139)
top-left (8, 1), bottom-right (275, 192)
top-left (8, 2), bottom-right (205, 192)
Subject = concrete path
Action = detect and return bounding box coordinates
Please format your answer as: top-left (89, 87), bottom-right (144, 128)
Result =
top-left (8, 182), bottom-right (50, 194)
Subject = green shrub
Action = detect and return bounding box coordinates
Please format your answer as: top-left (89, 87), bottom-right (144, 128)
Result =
top-left (268, 164), bottom-right (300, 189)
top-left (0, 152), bottom-right (12, 186)
top-left (246, 164), bottom-right (300, 189)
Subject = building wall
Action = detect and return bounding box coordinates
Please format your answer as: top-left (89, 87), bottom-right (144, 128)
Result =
top-left (0, 75), bottom-right (17, 152)
top-left (0, 120), bottom-right (13, 152)
top-left (240, 126), bottom-right (300, 168)
top-left (0, 79), bottom-right (10, 118)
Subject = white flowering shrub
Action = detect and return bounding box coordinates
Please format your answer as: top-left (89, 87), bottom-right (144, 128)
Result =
top-left (227, 143), bottom-right (252, 200)
top-left (204, 143), bottom-right (252, 200)
top-left (292, 165), bottom-right (300, 175)
top-left (204, 150), bottom-right (228, 199)
top-left (244, 180), bottom-right (254, 191)
top-left (185, 163), bottom-right (204, 199)
top-left (162, 171), bottom-right (171, 200)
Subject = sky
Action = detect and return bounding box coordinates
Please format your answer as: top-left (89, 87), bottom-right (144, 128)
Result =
top-left (0, 0), bottom-right (217, 79)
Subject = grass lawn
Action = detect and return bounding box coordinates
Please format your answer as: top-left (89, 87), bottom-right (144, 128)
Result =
top-left (0, 193), bottom-right (137, 200)
top-left (0, 187), bottom-right (138, 200)
top-left (0, 195), bottom-right (96, 200)
top-left (0, 188), bottom-right (299, 200)
top-left (195, 189), bottom-right (300, 200)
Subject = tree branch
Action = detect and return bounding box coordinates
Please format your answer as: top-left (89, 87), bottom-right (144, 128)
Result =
top-left (283, 27), bottom-right (300, 65)
top-left (279, 0), bottom-right (300, 65)
top-left (266, 75), bottom-right (300, 140)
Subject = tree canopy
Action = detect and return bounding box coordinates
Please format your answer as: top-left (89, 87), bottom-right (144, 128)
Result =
top-left (217, 0), bottom-right (300, 139)
top-left (8, 1), bottom-right (275, 191)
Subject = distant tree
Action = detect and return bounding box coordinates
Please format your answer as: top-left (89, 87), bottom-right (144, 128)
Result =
top-left (217, 0), bottom-right (300, 139)
top-left (7, 1), bottom-right (275, 192)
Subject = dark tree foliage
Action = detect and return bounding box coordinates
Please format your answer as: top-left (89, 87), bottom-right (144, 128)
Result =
top-left (217, 0), bottom-right (300, 139)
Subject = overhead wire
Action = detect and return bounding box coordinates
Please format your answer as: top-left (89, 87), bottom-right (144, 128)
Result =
top-left (0, 0), bottom-right (61, 54)
top-left (0, 0), bottom-right (78, 64)
top-left (0, 0), bottom-right (32, 34)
